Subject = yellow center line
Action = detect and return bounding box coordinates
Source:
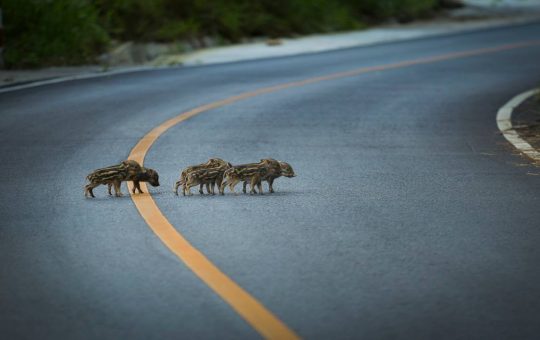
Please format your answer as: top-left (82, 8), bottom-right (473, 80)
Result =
top-left (127, 39), bottom-right (540, 340)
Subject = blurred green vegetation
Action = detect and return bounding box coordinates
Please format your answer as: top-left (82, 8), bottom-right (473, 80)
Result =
top-left (2, 0), bottom-right (440, 68)
top-left (2, 0), bottom-right (109, 68)
top-left (94, 0), bottom-right (438, 42)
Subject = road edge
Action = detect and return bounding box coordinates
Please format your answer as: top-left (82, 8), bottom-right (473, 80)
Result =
top-left (496, 88), bottom-right (540, 161)
top-left (0, 66), bottom-right (171, 94)
top-left (2, 18), bottom-right (540, 95)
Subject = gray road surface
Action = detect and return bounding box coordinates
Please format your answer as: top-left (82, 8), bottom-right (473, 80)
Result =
top-left (2, 23), bottom-right (540, 339)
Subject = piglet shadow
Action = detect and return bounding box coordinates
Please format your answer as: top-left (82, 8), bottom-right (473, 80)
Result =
top-left (83, 189), bottom-right (165, 200)
top-left (136, 190), bottom-right (166, 197)
top-left (180, 190), bottom-right (302, 199)
top-left (84, 194), bottom-right (131, 201)
top-left (84, 189), bottom-right (301, 200)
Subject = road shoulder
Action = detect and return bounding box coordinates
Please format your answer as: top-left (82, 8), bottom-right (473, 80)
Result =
top-left (2, 12), bottom-right (540, 93)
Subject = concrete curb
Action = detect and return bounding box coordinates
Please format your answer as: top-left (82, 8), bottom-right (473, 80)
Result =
top-left (496, 88), bottom-right (540, 162)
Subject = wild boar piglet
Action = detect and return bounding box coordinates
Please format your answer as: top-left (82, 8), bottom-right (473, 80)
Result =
top-left (221, 163), bottom-right (268, 195)
top-left (182, 167), bottom-right (228, 196)
top-left (174, 158), bottom-right (230, 195)
top-left (85, 160), bottom-right (159, 198)
top-left (242, 159), bottom-right (296, 194)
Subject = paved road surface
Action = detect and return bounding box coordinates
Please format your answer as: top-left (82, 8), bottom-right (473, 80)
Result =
top-left (2, 23), bottom-right (540, 339)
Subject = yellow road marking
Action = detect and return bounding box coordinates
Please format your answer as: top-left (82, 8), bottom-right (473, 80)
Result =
top-left (127, 40), bottom-right (540, 339)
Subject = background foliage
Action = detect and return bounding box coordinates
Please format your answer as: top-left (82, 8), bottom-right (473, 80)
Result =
top-left (2, 0), bottom-right (109, 67)
top-left (2, 0), bottom-right (440, 68)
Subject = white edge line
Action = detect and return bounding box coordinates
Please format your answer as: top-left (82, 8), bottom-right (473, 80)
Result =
top-left (0, 66), bottom-right (172, 94)
top-left (496, 88), bottom-right (540, 161)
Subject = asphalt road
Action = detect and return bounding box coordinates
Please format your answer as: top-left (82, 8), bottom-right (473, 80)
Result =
top-left (2, 23), bottom-right (540, 340)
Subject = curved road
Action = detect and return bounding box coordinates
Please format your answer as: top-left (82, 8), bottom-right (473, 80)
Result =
top-left (2, 23), bottom-right (540, 339)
